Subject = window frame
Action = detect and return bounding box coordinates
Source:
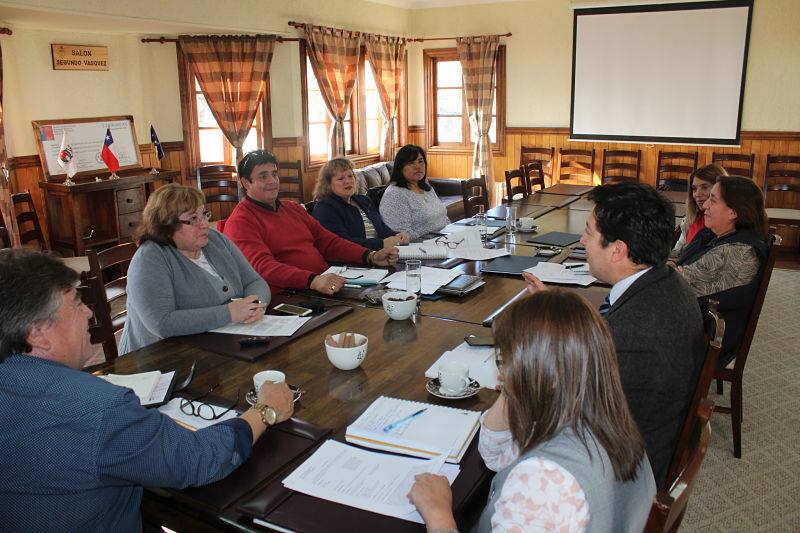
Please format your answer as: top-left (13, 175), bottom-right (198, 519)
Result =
top-left (423, 46), bottom-right (506, 156)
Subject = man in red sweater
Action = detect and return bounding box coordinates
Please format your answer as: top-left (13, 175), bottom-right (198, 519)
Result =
top-left (223, 150), bottom-right (398, 295)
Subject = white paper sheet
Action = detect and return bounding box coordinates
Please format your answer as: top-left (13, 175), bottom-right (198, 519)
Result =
top-left (423, 229), bottom-right (510, 261)
top-left (147, 370), bottom-right (175, 405)
top-left (425, 342), bottom-right (499, 390)
top-left (100, 371), bottom-right (161, 401)
top-left (209, 315), bottom-right (311, 336)
top-left (382, 266), bottom-right (460, 295)
top-left (158, 398), bottom-right (239, 430)
top-left (523, 261), bottom-right (597, 287)
top-left (324, 266), bottom-right (389, 285)
top-left (282, 440), bottom-right (458, 523)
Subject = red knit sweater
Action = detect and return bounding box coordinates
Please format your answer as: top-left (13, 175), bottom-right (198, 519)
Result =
top-left (223, 198), bottom-right (368, 292)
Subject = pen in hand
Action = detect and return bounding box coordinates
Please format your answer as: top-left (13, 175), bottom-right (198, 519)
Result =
top-left (383, 408), bottom-right (427, 432)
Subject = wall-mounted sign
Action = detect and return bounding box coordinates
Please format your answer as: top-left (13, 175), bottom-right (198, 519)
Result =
top-left (51, 44), bottom-right (109, 71)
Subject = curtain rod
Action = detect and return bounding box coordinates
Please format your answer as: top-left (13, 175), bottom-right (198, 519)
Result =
top-left (1, 28), bottom-right (12, 35)
top-left (141, 36), bottom-right (300, 44)
top-left (287, 21), bottom-right (510, 41)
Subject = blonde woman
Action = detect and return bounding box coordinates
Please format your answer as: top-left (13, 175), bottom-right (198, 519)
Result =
top-left (672, 163), bottom-right (727, 254)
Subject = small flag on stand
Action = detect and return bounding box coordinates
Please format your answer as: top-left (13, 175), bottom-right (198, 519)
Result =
top-left (57, 132), bottom-right (78, 186)
top-left (101, 128), bottom-right (120, 178)
top-left (150, 125), bottom-right (164, 174)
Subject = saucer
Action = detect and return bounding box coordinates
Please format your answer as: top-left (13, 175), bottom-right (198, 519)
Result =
top-left (246, 386), bottom-right (303, 406)
top-left (426, 377), bottom-right (480, 400)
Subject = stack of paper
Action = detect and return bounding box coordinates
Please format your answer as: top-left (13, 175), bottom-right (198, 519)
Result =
top-left (523, 261), bottom-right (597, 286)
top-left (441, 218), bottom-right (505, 238)
top-left (324, 266), bottom-right (389, 286)
top-left (425, 342), bottom-right (499, 390)
top-left (395, 245), bottom-right (448, 260)
top-left (209, 315), bottom-right (311, 336)
top-left (423, 229), bottom-right (510, 261)
top-left (158, 397), bottom-right (239, 430)
top-left (381, 266), bottom-right (460, 295)
top-left (99, 370), bottom-right (175, 406)
top-left (345, 396), bottom-right (481, 464)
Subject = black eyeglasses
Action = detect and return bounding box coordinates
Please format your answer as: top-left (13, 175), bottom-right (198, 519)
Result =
top-left (180, 386), bottom-right (241, 421)
top-left (178, 210), bottom-right (212, 226)
top-left (434, 236), bottom-right (464, 249)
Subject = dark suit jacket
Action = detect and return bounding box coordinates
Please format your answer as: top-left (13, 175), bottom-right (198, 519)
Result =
top-left (312, 194), bottom-right (397, 250)
top-left (606, 263), bottom-right (706, 490)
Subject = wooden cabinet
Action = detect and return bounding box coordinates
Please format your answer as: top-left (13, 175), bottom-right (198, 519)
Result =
top-left (39, 169), bottom-right (177, 255)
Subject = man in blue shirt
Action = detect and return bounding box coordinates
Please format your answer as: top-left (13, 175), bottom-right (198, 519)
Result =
top-left (0, 249), bottom-right (294, 532)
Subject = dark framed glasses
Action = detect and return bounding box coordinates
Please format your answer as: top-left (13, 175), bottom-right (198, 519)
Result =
top-left (434, 236), bottom-right (464, 249)
top-left (179, 386), bottom-right (241, 421)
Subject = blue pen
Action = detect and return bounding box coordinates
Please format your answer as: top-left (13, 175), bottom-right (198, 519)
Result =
top-left (383, 408), bottom-right (427, 432)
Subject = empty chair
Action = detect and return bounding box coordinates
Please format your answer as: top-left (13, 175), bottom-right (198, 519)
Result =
top-left (277, 160), bottom-right (304, 202)
top-left (762, 155), bottom-right (800, 233)
top-left (559, 148), bottom-right (595, 185)
top-left (522, 161), bottom-right (545, 192)
top-left (712, 152), bottom-right (755, 179)
top-left (520, 146), bottom-right (555, 187)
top-left (504, 168), bottom-right (529, 202)
top-left (657, 151), bottom-right (698, 191)
top-left (87, 242), bottom-right (137, 359)
top-left (197, 165), bottom-right (239, 221)
top-left (602, 149), bottom-right (641, 184)
top-left (460, 175), bottom-right (489, 217)
top-left (11, 190), bottom-right (47, 250)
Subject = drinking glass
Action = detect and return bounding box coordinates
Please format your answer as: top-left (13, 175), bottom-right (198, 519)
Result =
top-left (405, 259), bottom-right (422, 296)
top-left (505, 206), bottom-right (517, 234)
top-left (474, 205), bottom-right (488, 247)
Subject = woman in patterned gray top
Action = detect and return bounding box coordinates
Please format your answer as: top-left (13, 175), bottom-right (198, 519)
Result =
top-left (379, 145), bottom-right (450, 240)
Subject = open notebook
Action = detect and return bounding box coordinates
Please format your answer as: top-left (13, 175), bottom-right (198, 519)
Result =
top-left (99, 370), bottom-right (176, 407)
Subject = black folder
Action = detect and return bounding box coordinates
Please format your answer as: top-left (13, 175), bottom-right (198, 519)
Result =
top-left (526, 231), bottom-right (581, 247)
top-left (480, 255), bottom-right (542, 275)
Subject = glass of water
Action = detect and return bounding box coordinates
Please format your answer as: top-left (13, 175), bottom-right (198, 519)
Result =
top-left (405, 259), bottom-right (422, 296)
top-left (505, 206), bottom-right (517, 234)
top-left (474, 205), bottom-right (488, 247)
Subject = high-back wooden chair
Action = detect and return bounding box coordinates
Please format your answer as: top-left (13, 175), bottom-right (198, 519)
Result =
top-left (197, 165), bottom-right (240, 221)
top-left (11, 190), bottom-right (47, 250)
top-left (87, 242), bottom-right (137, 359)
top-left (601, 149), bottom-right (641, 184)
top-left (559, 148), bottom-right (595, 185)
top-left (0, 214), bottom-right (10, 248)
top-left (278, 160), bottom-right (304, 203)
top-left (520, 146), bottom-right (554, 187)
top-left (657, 151), bottom-right (698, 191)
top-left (522, 161), bottom-right (546, 192)
top-left (504, 168), bottom-right (530, 202)
top-left (762, 155), bottom-right (800, 234)
top-left (644, 400), bottom-right (714, 533)
top-left (460, 175), bottom-right (490, 217)
top-left (77, 273), bottom-right (119, 363)
top-left (714, 231), bottom-right (781, 457)
top-left (712, 152), bottom-right (755, 179)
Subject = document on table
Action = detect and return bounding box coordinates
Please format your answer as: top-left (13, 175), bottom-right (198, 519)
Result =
top-left (158, 398), bottom-right (238, 430)
top-left (323, 266), bottom-right (389, 285)
top-left (382, 266), bottom-right (460, 294)
top-left (209, 315), bottom-right (311, 336)
top-left (281, 439), bottom-right (459, 524)
top-left (523, 261), bottom-right (597, 287)
top-left (423, 229), bottom-right (510, 261)
top-left (425, 342), bottom-right (499, 390)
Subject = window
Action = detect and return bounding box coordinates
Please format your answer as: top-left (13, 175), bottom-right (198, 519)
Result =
top-left (424, 46), bottom-right (505, 154)
top-left (301, 43), bottom-right (402, 167)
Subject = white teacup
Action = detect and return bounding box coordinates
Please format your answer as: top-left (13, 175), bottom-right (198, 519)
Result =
top-left (382, 291), bottom-right (418, 321)
top-left (519, 217), bottom-right (537, 231)
top-left (253, 370), bottom-right (285, 392)
top-left (325, 333), bottom-right (369, 370)
top-left (438, 362), bottom-right (470, 395)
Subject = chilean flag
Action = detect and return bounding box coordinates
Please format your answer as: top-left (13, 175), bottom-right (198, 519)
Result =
top-left (101, 128), bottom-right (120, 173)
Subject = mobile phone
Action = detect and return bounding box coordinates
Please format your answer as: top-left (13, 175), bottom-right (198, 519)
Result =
top-left (239, 336), bottom-right (270, 347)
top-left (273, 303), bottom-right (313, 317)
top-left (465, 335), bottom-right (494, 347)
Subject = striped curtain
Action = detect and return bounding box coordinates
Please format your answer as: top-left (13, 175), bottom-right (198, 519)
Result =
top-left (303, 24), bottom-right (361, 158)
top-left (457, 35), bottom-right (499, 198)
top-left (364, 34), bottom-right (406, 161)
top-left (178, 35), bottom-right (275, 163)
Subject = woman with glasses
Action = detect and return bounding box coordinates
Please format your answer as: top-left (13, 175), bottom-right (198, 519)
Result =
top-left (409, 290), bottom-right (655, 532)
top-left (120, 184), bottom-right (269, 354)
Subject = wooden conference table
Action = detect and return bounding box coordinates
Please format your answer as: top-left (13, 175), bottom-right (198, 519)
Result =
top-left (91, 183), bottom-right (681, 532)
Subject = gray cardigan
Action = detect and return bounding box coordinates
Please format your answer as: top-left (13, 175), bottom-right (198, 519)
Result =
top-left (119, 230), bottom-right (270, 354)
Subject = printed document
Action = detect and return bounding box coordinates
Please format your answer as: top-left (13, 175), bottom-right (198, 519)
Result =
top-left (523, 261), bottom-right (597, 287)
top-left (209, 315), bottom-right (311, 336)
top-left (382, 266), bottom-right (460, 295)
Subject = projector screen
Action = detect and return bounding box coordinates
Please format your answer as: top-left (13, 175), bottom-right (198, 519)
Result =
top-left (570, 1), bottom-right (753, 145)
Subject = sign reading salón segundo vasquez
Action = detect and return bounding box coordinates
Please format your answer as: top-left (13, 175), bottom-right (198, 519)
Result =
top-left (51, 44), bottom-right (109, 71)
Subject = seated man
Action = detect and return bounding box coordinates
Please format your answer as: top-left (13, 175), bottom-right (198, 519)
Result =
top-left (0, 249), bottom-right (294, 532)
top-left (525, 182), bottom-right (706, 490)
top-left (223, 150), bottom-right (398, 295)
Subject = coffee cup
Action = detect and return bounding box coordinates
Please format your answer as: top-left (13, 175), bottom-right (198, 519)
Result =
top-left (382, 291), bottom-right (418, 320)
top-left (253, 370), bottom-right (286, 392)
top-left (437, 362), bottom-right (470, 395)
top-left (519, 217), bottom-right (536, 231)
top-left (325, 333), bottom-right (369, 370)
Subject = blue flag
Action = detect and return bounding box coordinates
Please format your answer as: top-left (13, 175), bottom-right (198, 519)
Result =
top-left (150, 125), bottom-right (165, 160)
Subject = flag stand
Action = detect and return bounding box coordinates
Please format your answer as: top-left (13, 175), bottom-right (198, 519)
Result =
top-left (62, 177), bottom-right (75, 186)
top-left (109, 173), bottom-right (120, 180)
top-left (149, 167), bottom-right (159, 174)
top-left (95, 176), bottom-right (103, 182)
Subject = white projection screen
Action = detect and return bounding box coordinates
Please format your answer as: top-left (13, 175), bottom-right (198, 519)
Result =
top-left (570, 1), bottom-right (753, 145)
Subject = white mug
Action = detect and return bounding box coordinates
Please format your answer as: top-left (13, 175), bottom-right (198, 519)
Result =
top-left (519, 217), bottom-right (536, 231)
top-left (253, 370), bottom-right (285, 392)
top-left (438, 362), bottom-right (470, 395)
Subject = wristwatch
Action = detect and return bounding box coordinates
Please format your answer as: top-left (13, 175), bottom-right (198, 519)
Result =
top-left (253, 402), bottom-right (278, 426)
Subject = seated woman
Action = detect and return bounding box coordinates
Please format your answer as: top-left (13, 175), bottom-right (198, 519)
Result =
top-left (672, 163), bottom-right (728, 254)
top-left (120, 184), bottom-right (269, 354)
top-left (676, 175), bottom-right (769, 367)
top-left (379, 144), bottom-right (450, 240)
top-left (409, 290), bottom-right (655, 532)
top-left (222, 150), bottom-right (397, 296)
top-left (312, 158), bottom-right (410, 250)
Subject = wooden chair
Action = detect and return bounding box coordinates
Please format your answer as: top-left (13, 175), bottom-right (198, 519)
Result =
top-left (714, 231), bottom-right (781, 458)
top-left (460, 176), bottom-right (490, 217)
top-left (197, 165), bottom-right (240, 221)
top-left (504, 168), bottom-right (530, 202)
top-left (712, 152), bottom-right (755, 179)
top-left (657, 151), bottom-right (698, 191)
top-left (0, 214), bottom-right (10, 248)
top-left (666, 301), bottom-right (724, 485)
top-left (644, 400), bottom-right (714, 533)
top-left (601, 149), bottom-right (641, 184)
top-left (762, 155), bottom-right (800, 236)
top-left (303, 201), bottom-right (317, 215)
top-left (77, 273), bottom-right (119, 363)
top-left (522, 161), bottom-right (546, 192)
top-left (278, 160), bottom-right (304, 202)
top-left (559, 148), bottom-right (595, 185)
top-left (11, 190), bottom-right (47, 250)
top-left (520, 146), bottom-right (554, 187)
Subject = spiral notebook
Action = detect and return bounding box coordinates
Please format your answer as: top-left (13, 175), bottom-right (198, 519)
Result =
top-left (396, 245), bottom-right (448, 260)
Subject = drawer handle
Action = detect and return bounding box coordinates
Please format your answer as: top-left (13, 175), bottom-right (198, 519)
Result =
top-left (128, 222), bottom-right (136, 227)
top-left (126, 198), bottom-right (133, 203)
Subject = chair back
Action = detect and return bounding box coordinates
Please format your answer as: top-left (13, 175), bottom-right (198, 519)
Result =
top-left (303, 201), bottom-right (317, 215)
top-left (711, 152), bottom-right (755, 179)
top-left (198, 165), bottom-right (240, 221)
top-left (460, 176), bottom-right (490, 217)
top-left (0, 225), bottom-right (10, 249)
top-left (278, 160), bottom-right (304, 202)
top-left (520, 146), bottom-right (554, 186)
top-left (601, 149), bottom-right (641, 184)
top-left (559, 148), bottom-right (595, 184)
top-left (522, 161), bottom-right (545, 192)
top-left (762, 155), bottom-right (800, 208)
top-left (11, 190), bottom-right (47, 250)
top-left (644, 400), bottom-right (714, 533)
top-left (657, 151), bottom-right (698, 191)
top-left (76, 273), bottom-right (119, 362)
top-left (87, 242), bottom-right (137, 348)
top-left (367, 185), bottom-right (388, 209)
top-left (504, 168), bottom-right (530, 202)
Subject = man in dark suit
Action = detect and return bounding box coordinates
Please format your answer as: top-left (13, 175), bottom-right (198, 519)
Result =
top-left (525, 182), bottom-right (706, 490)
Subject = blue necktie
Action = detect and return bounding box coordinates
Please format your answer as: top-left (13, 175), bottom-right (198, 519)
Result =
top-left (599, 295), bottom-right (611, 317)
